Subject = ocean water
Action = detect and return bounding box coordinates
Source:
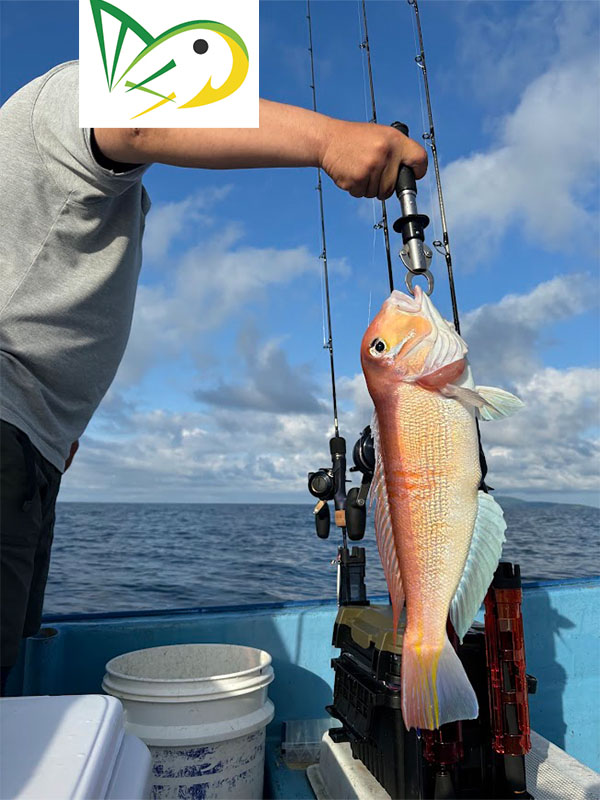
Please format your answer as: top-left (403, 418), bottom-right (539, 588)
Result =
top-left (43, 498), bottom-right (600, 615)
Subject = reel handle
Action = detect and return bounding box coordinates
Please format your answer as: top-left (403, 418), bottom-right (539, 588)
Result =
top-left (391, 121), bottom-right (417, 196)
top-left (314, 500), bottom-right (330, 539)
top-left (346, 487), bottom-right (366, 541)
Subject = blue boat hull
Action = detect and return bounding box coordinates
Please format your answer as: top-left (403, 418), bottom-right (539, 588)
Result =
top-left (6, 577), bottom-right (599, 776)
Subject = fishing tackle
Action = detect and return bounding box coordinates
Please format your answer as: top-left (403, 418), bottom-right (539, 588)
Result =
top-left (484, 563), bottom-right (536, 798)
top-left (312, 5), bottom-right (535, 800)
top-left (391, 120), bottom-right (434, 296)
top-left (407, 0), bottom-right (460, 330)
top-left (305, 0), bottom-right (367, 551)
top-left (358, 0), bottom-right (395, 292)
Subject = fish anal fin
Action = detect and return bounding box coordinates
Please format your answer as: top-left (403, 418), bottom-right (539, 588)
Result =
top-left (401, 635), bottom-right (478, 730)
top-left (370, 412), bottom-right (405, 638)
top-left (417, 358), bottom-right (466, 390)
top-left (450, 491), bottom-right (507, 642)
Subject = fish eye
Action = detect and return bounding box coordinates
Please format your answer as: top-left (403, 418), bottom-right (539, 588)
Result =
top-left (193, 39), bottom-right (209, 55)
top-left (369, 337), bottom-right (388, 356)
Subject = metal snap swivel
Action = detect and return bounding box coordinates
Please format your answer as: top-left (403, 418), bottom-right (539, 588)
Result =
top-left (405, 269), bottom-right (434, 296)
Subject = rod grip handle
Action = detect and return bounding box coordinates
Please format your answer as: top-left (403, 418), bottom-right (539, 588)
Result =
top-left (391, 121), bottom-right (417, 195)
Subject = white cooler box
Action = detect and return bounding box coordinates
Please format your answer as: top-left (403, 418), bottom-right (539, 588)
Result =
top-left (0, 694), bottom-right (152, 799)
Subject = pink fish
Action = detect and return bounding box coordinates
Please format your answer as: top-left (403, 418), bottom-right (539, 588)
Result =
top-left (361, 287), bottom-right (523, 730)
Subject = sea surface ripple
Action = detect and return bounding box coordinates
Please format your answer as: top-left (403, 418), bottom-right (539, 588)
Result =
top-left (44, 499), bottom-right (600, 615)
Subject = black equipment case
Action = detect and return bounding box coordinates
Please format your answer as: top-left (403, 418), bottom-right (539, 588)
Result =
top-left (327, 604), bottom-right (533, 799)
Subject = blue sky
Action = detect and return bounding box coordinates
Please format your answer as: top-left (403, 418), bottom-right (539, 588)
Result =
top-left (1, 0), bottom-right (599, 505)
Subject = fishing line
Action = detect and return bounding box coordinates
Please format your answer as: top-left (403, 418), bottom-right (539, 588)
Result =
top-left (358, 0), bottom-right (395, 294)
top-left (407, 0), bottom-right (461, 333)
top-left (406, 0), bottom-right (489, 491)
top-left (409, 8), bottom-right (442, 259)
top-left (356, 2), bottom-right (371, 125)
top-left (306, 0), bottom-right (340, 438)
top-left (355, 3), bottom-right (381, 325)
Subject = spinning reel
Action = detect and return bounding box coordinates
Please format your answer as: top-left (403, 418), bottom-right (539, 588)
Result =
top-left (307, 426), bottom-right (375, 541)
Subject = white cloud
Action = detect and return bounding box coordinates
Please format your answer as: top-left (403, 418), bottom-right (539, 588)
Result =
top-left (61, 405), bottom-right (335, 503)
top-left (480, 366), bottom-right (600, 494)
top-left (453, 1), bottom-right (598, 109)
top-left (143, 187), bottom-right (232, 263)
top-left (113, 222), bottom-right (320, 386)
top-left (195, 321), bottom-right (326, 414)
top-left (63, 362), bottom-right (600, 504)
top-left (63, 240), bottom-right (598, 503)
top-left (463, 273), bottom-right (599, 385)
top-left (440, 4), bottom-right (599, 266)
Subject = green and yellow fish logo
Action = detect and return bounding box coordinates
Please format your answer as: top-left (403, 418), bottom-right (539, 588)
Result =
top-left (90, 0), bottom-right (249, 119)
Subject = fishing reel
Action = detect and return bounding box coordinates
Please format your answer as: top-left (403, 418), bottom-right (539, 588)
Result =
top-left (308, 427), bottom-right (376, 542)
top-left (351, 425), bottom-right (375, 484)
top-left (308, 435), bottom-right (348, 540)
top-left (308, 466), bottom-right (335, 540)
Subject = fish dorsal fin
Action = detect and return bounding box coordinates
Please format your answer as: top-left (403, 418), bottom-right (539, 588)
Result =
top-left (370, 412), bottom-right (405, 635)
top-left (449, 491), bottom-right (507, 642)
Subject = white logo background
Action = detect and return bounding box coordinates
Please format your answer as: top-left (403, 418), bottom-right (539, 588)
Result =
top-left (79, 0), bottom-right (258, 127)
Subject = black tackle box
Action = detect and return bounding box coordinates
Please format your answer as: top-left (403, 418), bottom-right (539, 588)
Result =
top-left (326, 604), bottom-right (513, 800)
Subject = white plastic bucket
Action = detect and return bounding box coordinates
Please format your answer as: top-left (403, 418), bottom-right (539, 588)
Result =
top-left (102, 644), bottom-right (275, 799)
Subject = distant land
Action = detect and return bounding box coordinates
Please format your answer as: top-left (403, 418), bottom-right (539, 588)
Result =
top-left (494, 495), bottom-right (600, 512)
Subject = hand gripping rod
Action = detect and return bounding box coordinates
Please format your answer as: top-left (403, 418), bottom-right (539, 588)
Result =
top-left (391, 121), bottom-right (434, 295)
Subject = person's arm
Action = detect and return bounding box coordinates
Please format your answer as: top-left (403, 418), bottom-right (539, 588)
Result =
top-left (94, 98), bottom-right (427, 201)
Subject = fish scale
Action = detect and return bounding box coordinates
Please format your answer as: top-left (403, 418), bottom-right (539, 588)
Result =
top-left (383, 384), bottom-right (479, 642)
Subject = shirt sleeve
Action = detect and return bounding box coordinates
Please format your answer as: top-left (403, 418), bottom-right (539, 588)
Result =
top-left (31, 61), bottom-right (150, 201)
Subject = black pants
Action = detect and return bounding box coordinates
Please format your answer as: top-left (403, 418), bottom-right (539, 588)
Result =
top-left (0, 420), bottom-right (61, 688)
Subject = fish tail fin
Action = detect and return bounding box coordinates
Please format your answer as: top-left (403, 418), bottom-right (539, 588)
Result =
top-left (402, 634), bottom-right (478, 730)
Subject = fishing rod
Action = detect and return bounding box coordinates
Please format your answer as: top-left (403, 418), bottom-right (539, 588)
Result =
top-left (349, 1), bottom-right (435, 510)
top-left (403, 7), bottom-right (532, 795)
top-left (408, 0), bottom-right (460, 332)
top-left (358, 0), bottom-right (394, 294)
top-left (306, 0), bottom-right (369, 557)
top-left (306, 0), bottom-right (339, 439)
top-left (405, 0), bottom-right (489, 491)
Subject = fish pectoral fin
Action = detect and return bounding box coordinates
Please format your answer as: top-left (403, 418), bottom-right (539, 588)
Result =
top-left (450, 491), bottom-right (507, 642)
top-left (440, 384), bottom-right (486, 405)
top-left (440, 383), bottom-right (524, 420)
top-left (401, 635), bottom-right (478, 730)
top-left (474, 386), bottom-right (525, 420)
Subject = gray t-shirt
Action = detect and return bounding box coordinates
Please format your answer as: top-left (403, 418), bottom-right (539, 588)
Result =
top-left (0, 61), bottom-right (151, 471)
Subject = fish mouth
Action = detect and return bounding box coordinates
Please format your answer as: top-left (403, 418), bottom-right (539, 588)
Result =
top-left (383, 286), bottom-right (428, 361)
top-left (386, 285), bottom-right (424, 314)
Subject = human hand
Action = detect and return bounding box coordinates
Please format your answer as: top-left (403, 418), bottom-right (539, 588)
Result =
top-left (65, 440), bottom-right (79, 471)
top-left (319, 119), bottom-right (428, 200)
